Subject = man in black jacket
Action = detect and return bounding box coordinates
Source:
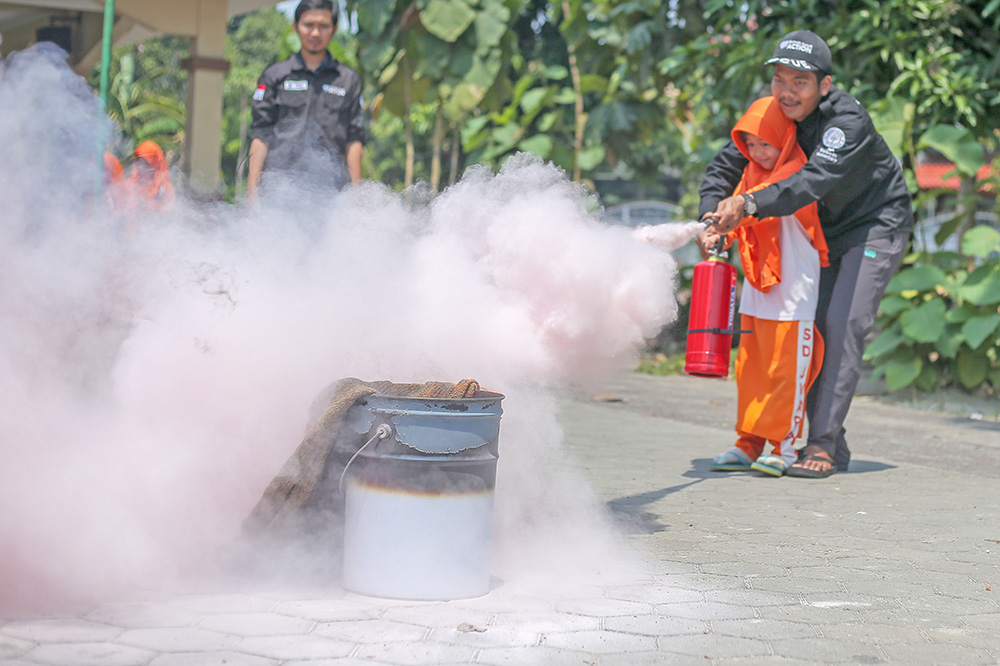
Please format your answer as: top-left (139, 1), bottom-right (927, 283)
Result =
top-left (699, 30), bottom-right (913, 477)
top-left (247, 0), bottom-right (365, 204)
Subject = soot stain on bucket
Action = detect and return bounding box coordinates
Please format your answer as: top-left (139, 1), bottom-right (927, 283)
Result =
top-left (350, 458), bottom-right (494, 497)
top-left (436, 402), bottom-right (470, 412)
top-left (341, 391), bottom-right (503, 600)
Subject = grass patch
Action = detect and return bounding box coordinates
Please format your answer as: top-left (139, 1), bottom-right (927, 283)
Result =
top-left (636, 352), bottom-right (687, 376)
top-left (636, 350), bottom-right (737, 378)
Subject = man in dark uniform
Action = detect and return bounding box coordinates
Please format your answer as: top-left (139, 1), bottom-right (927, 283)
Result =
top-left (247, 0), bottom-right (365, 204)
top-left (699, 30), bottom-right (913, 477)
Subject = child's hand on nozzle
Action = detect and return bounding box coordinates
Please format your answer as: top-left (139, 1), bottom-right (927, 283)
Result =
top-left (697, 212), bottom-right (719, 259)
top-left (697, 229), bottom-right (723, 259)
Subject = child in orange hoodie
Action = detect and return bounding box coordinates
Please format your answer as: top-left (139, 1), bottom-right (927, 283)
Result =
top-left (129, 140), bottom-right (175, 211)
top-left (704, 96), bottom-right (829, 476)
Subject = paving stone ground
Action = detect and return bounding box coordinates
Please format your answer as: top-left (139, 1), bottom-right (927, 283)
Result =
top-left (2, 372), bottom-right (998, 665)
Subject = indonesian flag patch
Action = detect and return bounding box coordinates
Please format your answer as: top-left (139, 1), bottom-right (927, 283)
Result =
top-left (253, 84), bottom-right (266, 101)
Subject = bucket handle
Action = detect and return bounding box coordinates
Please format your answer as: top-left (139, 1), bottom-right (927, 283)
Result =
top-left (339, 423), bottom-right (393, 495)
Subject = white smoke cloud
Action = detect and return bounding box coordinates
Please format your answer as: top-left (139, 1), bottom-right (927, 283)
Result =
top-left (0, 44), bottom-right (690, 612)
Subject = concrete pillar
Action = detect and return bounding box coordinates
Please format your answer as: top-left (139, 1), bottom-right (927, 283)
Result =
top-left (182, 0), bottom-right (228, 194)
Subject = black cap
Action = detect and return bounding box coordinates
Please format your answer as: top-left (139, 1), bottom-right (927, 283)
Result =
top-left (764, 30), bottom-right (832, 73)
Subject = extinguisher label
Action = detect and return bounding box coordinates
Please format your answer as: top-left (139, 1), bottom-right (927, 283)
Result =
top-left (728, 284), bottom-right (736, 329)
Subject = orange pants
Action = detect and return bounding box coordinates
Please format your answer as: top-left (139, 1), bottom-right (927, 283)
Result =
top-left (733, 314), bottom-right (824, 464)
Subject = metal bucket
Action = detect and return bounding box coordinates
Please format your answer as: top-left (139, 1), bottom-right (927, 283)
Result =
top-left (341, 391), bottom-right (503, 600)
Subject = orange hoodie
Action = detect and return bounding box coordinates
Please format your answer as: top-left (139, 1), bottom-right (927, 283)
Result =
top-left (129, 140), bottom-right (175, 209)
top-left (729, 96), bottom-right (828, 292)
top-left (104, 152), bottom-right (124, 184)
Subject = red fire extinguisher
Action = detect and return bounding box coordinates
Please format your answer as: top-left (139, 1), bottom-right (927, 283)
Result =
top-left (685, 237), bottom-right (738, 378)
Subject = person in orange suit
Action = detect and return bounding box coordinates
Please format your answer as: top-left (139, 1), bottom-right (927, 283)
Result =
top-left (104, 152), bottom-right (124, 184)
top-left (129, 140), bottom-right (175, 210)
top-left (701, 96), bottom-right (829, 477)
top-left (102, 152), bottom-right (126, 210)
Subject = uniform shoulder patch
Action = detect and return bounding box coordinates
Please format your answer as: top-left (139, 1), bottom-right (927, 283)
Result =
top-left (253, 84), bottom-right (266, 101)
top-left (822, 127), bottom-right (847, 150)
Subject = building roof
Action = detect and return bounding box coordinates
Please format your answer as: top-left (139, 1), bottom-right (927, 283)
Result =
top-left (916, 160), bottom-right (994, 192)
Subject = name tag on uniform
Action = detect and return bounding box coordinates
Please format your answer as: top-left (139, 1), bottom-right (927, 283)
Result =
top-left (322, 84), bottom-right (346, 96)
top-left (283, 80), bottom-right (309, 91)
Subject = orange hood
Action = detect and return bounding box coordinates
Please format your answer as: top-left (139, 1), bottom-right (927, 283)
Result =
top-left (729, 96), bottom-right (828, 292)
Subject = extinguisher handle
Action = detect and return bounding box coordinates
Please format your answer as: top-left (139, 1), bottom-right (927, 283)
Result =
top-left (710, 236), bottom-right (728, 259)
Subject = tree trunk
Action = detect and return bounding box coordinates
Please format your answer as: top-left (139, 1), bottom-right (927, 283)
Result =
top-left (430, 102), bottom-right (444, 193)
top-left (403, 55), bottom-right (414, 189)
top-left (235, 93), bottom-right (250, 193)
top-left (562, 0), bottom-right (585, 184)
top-left (449, 123), bottom-right (460, 186)
top-left (956, 175), bottom-right (977, 258)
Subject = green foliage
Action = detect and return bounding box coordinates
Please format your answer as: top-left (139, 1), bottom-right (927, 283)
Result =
top-left (365, 100), bottom-right (438, 187)
top-left (962, 226), bottom-right (1000, 258)
top-left (419, 0), bottom-right (477, 42)
top-left (342, 0), bottom-right (999, 214)
top-left (657, 0), bottom-right (999, 214)
top-left (865, 241), bottom-right (1000, 394)
top-left (90, 1), bottom-right (999, 242)
top-left (351, 0), bottom-right (522, 122)
top-left (347, 0), bottom-right (695, 189)
top-left (918, 126), bottom-right (986, 178)
top-left (91, 38), bottom-right (189, 160)
top-left (347, 0), bottom-right (526, 188)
